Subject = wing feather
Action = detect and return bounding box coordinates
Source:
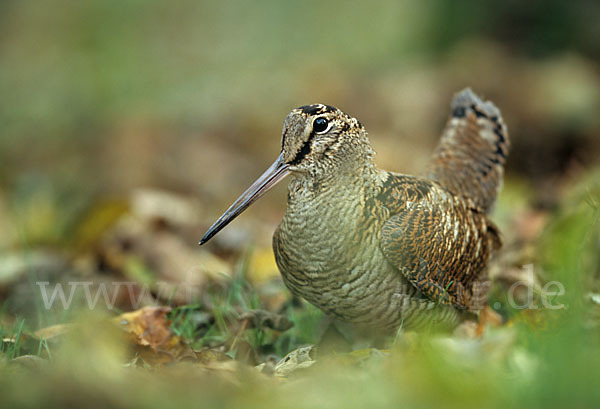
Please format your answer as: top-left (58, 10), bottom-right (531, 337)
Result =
top-left (378, 177), bottom-right (496, 310)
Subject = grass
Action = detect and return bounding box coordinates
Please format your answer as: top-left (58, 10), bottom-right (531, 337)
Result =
top-left (0, 317), bottom-right (25, 359)
top-left (3, 307), bottom-right (598, 409)
top-left (168, 253), bottom-right (324, 359)
top-left (1, 172), bottom-right (599, 408)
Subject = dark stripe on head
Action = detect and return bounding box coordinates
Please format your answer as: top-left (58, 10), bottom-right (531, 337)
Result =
top-left (298, 104), bottom-right (337, 115)
top-left (299, 105), bottom-right (322, 115)
top-left (289, 131), bottom-right (315, 166)
top-left (281, 128), bottom-right (287, 149)
top-left (289, 103), bottom-right (340, 165)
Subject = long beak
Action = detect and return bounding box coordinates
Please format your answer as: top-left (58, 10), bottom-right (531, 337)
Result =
top-left (199, 152), bottom-right (290, 245)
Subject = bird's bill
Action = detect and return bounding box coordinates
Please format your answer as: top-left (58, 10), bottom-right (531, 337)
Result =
top-left (199, 152), bottom-right (290, 245)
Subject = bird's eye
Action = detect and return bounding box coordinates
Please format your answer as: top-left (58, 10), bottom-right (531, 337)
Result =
top-left (313, 117), bottom-right (330, 134)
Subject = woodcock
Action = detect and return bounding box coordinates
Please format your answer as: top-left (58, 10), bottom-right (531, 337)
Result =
top-left (200, 89), bottom-right (509, 330)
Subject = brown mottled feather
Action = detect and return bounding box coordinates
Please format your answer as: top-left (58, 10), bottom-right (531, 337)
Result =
top-left (268, 89), bottom-right (509, 328)
top-left (379, 89), bottom-right (508, 311)
top-left (426, 89), bottom-right (510, 213)
top-left (378, 175), bottom-right (497, 310)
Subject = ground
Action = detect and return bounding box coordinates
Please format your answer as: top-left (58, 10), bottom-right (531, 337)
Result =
top-left (1, 1), bottom-right (600, 407)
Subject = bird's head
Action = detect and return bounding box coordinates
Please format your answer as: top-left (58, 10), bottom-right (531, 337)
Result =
top-left (281, 104), bottom-right (372, 174)
top-left (200, 104), bottom-right (373, 244)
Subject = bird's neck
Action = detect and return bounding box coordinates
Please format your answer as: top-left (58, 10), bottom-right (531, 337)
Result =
top-left (287, 160), bottom-right (381, 204)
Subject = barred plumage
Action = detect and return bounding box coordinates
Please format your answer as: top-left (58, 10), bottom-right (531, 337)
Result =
top-left (201, 88), bottom-right (509, 331)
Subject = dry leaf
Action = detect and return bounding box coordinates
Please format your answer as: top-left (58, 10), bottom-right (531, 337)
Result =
top-left (34, 323), bottom-right (75, 342)
top-left (274, 345), bottom-right (316, 377)
top-left (115, 306), bottom-right (195, 365)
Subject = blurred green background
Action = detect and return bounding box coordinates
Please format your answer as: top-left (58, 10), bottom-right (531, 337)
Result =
top-left (1, 0), bottom-right (599, 252)
top-left (1, 1), bottom-right (600, 408)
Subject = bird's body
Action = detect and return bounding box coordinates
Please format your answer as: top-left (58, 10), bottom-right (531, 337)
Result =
top-left (274, 171), bottom-right (464, 329)
top-left (201, 89), bottom-right (509, 331)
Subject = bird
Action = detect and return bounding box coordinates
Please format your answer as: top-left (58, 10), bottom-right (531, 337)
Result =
top-left (200, 88), bottom-right (509, 331)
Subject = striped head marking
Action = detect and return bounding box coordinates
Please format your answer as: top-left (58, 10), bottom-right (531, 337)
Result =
top-left (200, 103), bottom-right (371, 245)
top-left (281, 104), bottom-right (371, 172)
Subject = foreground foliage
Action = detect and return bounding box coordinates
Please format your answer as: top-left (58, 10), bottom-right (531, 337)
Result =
top-left (1, 169), bottom-right (599, 409)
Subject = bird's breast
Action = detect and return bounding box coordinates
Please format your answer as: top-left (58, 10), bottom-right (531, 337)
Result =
top-left (272, 177), bottom-right (415, 327)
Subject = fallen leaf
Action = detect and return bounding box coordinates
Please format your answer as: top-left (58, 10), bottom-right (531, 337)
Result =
top-left (274, 345), bottom-right (316, 377)
top-left (476, 306), bottom-right (504, 337)
top-left (34, 323), bottom-right (76, 343)
top-left (115, 306), bottom-right (196, 365)
top-left (194, 348), bottom-right (231, 365)
top-left (10, 355), bottom-right (48, 370)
